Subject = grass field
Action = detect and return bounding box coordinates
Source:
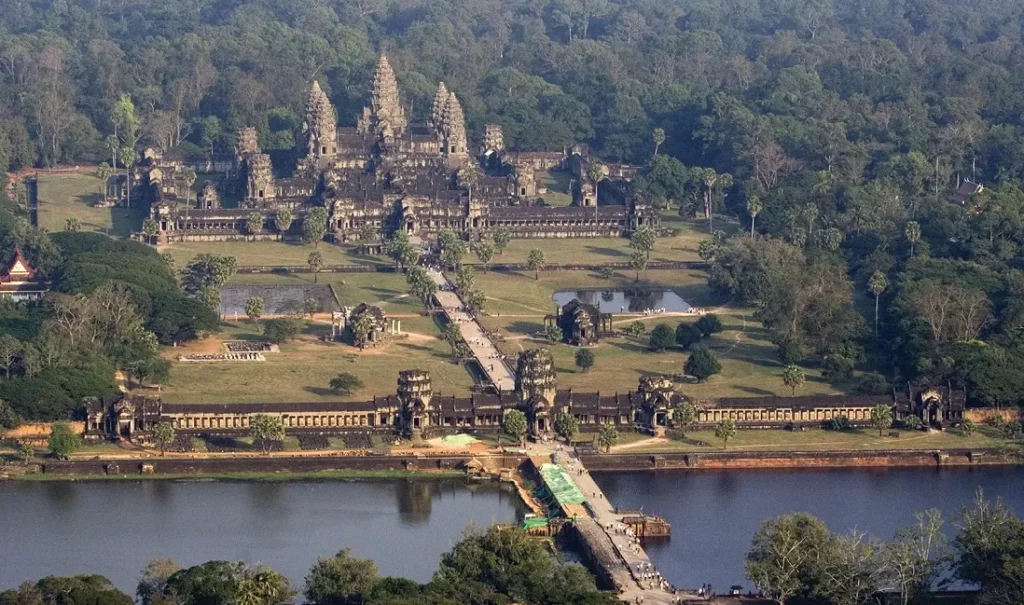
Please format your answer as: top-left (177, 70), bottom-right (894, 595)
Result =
top-left (163, 240), bottom-right (388, 269)
top-left (537, 171), bottom-right (573, 206)
top-left (606, 426), bottom-right (1008, 453)
top-left (36, 173), bottom-right (146, 236)
top-left (160, 316), bottom-right (475, 403)
top-left (473, 268), bottom-right (845, 399)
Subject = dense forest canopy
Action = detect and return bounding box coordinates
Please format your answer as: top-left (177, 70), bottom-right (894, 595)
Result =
top-left (4, 0), bottom-right (1024, 405)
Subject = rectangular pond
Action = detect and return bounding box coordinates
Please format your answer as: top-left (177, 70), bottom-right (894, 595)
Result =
top-left (553, 288), bottom-right (693, 314)
top-left (220, 284), bottom-right (340, 317)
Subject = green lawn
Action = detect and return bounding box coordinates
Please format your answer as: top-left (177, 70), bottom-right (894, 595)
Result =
top-left (537, 171), bottom-right (573, 206)
top-left (605, 426), bottom-right (1008, 453)
top-left (474, 268), bottom-right (846, 399)
top-left (36, 173), bottom-right (146, 236)
top-left (161, 316), bottom-right (474, 403)
top-left (163, 241), bottom-right (388, 269)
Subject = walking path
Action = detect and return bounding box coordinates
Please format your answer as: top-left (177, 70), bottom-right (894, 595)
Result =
top-left (428, 268), bottom-right (516, 393)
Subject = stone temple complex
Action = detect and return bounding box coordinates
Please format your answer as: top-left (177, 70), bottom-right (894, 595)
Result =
top-left (143, 54), bottom-right (658, 245)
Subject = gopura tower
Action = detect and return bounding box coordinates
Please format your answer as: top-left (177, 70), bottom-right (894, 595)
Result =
top-left (357, 54), bottom-right (407, 139)
top-left (301, 80), bottom-right (337, 166)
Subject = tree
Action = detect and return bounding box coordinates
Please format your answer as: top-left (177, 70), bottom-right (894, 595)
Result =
top-left (648, 323), bottom-right (674, 351)
top-left (438, 229), bottom-right (465, 270)
top-left (48, 421), bottom-right (79, 460)
top-left (250, 414), bottom-right (285, 455)
top-left (574, 348), bottom-right (595, 372)
top-left (275, 208), bottom-right (293, 233)
top-left (453, 265), bottom-right (476, 294)
top-left (903, 415), bottom-right (923, 431)
top-left (303, 207), bottom-right (329, 247)
top-left (815, 532), bottom-right (886, 605)
top-left (625, 321), bottom-right (646, 338)
top-left (65, 217), bottom-right (81, 232)
top-left (652, 128), bottom-right (665, 157)
top-left (629, 249), bottom-right (648, 282)
top-left (871, 404), bottom-right (893, 437)
top-left (685, 346), bottom-right (721, 382)
top-left (263, 318), bottom-right (304, 344)
top-left (352, 314), bottom-right (374, 350)
top-left (630, 226), bottom-right (656, 259)
top-left (746, 513), bottom-right (832, 605)
top-left (137, 558), bottom-right (182, 605)
top-left (245, 297), bottom-right (265, 324)
top-left (697, 168), bottom-right (733, 232)
top-left (555, 414), bottom-right (579, 442)
top-left (884, 510), bottom-right (950, 605)
top-left (18, 441), bottom-right (33, 464)
top-left (698, 239), bottom-right (718, 262)
top-left (747, 196), bottom-right (762, 239)
top-left (672, 402), bottom-right (695, 436)
top-left (540, 323), bottom-right (563, 343)
top-left (0, 334), bottom-right (22, 378)
top-left (303, 298), bottom-right (320, 319)
top-left (695, 314), bottom-right (724, 337)
top-left (493, 228), bottom-right (511, 255)
top-left (304, 549), bottom-right (378, 605)
top-left (715, 418), bottom-right (737, 449)
top-left (151, 422), bottom-right (175, 456)
top-left (503, 409), bottom-right (528, 446)
top-left (96, 162), bottom-right (112, 200)
top-left (587, 162), bottom-right (604, 206)
top-left (782, 365), bottom-right (805, 396)
top-left (245, 212), bottom-right (263, 236)
top-left (329, 373), bottom-right (364, 396)
top-left (905, 221), bottom-right (921, 257)
top-left (474, 242), bottom-right (495, 271)
top-left (235, 564), bottom-right (293, 605)
top-left (441, 324), bottom-right (464, 358)
top-left (597, 424), bottom-right (618, 452)
top-left (526, 249), bottom-right (546, 280)
top-left (307, 250), bottom-right (324, 283)
top-left (868, 271), bottom-right (888, 337)
top-left (961, 418), bottom-right (976, 437)
top-left (676, 323), bottom-right (703, 348)
top-left (142, 218), bottom-right (159, 242)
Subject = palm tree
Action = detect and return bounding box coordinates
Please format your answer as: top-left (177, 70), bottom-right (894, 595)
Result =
top-left (652, 128), bottom-right (665, 157)
top-left (868, 271), bottom-right (888, 337)
top-left (746, 195), bottom-right (762, 239)
top-left (701, 169), bottom-right (732, 232)
top-left (587, 162), bottom-right (604, 206)
top-left (96, 162), bottom-right (112, 202)
top-left (905, 221), bottom-right (921, 257)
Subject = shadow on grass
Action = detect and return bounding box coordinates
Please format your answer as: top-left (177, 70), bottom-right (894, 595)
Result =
top-left (110, 204), bottom-right (147, 237)
top-left (505, 320), bottom-right (545, 336)
top-left (304, 386), bottom-right (339, 397)
top-left (585, 245), bottom-right (627, 259)
top-left (737, 386), bottom-right (776, 396)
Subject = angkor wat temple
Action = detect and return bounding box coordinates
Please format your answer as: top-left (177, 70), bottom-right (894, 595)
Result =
top-left (141, 55), bottom-right (659, 245)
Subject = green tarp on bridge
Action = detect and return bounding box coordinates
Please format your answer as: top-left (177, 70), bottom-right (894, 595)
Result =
top-left (537, 463), bottom-right (587, 514)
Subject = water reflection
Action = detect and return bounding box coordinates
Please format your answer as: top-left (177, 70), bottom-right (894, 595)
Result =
top-left (552, 289), bottom-right (692, 314)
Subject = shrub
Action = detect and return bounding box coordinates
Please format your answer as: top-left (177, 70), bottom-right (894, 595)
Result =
top-left (263, 317), bottom-right (305, 344)
top-left (648, 323), bottom-right (675, 352)
top-left (824, 416), bottom-right (851, 431)
top-left (822, 355), bottom-right (855, 381)
top-left (903, 415), bottom-right (923, 430)
top-left (694, 314), bottom-right (724, 337)
top-left (675, 323), bottom-right (703, 349)
top-left (776, 339), bottom-right (807, 365)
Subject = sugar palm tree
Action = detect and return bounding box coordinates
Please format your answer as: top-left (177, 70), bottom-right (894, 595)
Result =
top-left (868, 271), bottom-right (888, 337)
top-left (746, 195), bottom-right (762, 239)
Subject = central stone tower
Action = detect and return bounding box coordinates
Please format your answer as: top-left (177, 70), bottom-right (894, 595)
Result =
top-left (301, 80), bottom-right (337, 165)
top-left (358, 54), bottom-right (407, 140)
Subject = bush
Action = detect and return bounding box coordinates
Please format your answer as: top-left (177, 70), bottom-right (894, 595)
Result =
top-left (822, 355), bottom-right (855, 381)
top-left (675, 323), bottom-right (703, 349)
top-left (824, 416), bottom-right (851, 431)
top-left (694, 314), bottom-right (724, 337)
top-left (648, 323), bottom-right (675, 352)
top-left (776, 339), bottom-right (807, 365)
top-left (855, 372), bottom-right (890, 395)
top-left (263, 317), bottom-right (305, 344)
top-left (903, 415), bottom-right (923, 430)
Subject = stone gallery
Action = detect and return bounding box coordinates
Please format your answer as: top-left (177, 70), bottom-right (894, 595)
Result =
top-left (139, 55), bottom-right (659, 245)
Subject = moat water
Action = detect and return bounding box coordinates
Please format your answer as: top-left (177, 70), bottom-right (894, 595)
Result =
top-left (592, 467), bottom-right (1024, 592)
top-left (552, 288), bottom-right (692, 314)
top-left (2, 468), bottom-right (1023, 594)
top-left (0, 478), bottom-right (526, 592)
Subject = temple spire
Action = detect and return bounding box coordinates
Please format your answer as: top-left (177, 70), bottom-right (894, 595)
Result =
top-left (301, 79), bottom-right (337, 163)
top-left (366, 54), bottom-right (407, 137)
top-left (430, 81), bottom-right (449, 130)
top-left (441, 91), bottom-right (468, 164)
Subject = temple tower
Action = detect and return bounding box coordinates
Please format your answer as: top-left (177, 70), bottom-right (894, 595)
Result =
top-left (236, 127), bottom-right (260, 159)
top-left (247, 154), bottom-right (275, 202)
top-left (515, 348), bottom-right (557, 435)
top-left (482, 124), bottom-right (505, 155)
top-left (440, 92), bottom-right (469, 166)
top-left (430, 81), bottom-right (449, 131)
top-left (358, 54), bottom-right (407, 139)
top-left (398, 370), bottom-right (432, 437)
top-left (302, 81), bottom-right (337, 162)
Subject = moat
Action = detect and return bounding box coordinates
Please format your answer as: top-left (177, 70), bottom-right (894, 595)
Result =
top-left (2, 468), bottom-right (1023, 594)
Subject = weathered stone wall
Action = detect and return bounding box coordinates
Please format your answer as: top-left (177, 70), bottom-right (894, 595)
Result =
top-left (580, 449), bottom-right (1020, 472)
top-left (41, 454), bottom-right (526, 477)
top-left (965, 408), bottom-right (1021, 423)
